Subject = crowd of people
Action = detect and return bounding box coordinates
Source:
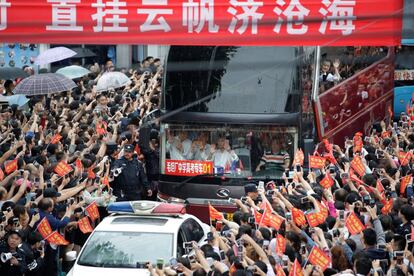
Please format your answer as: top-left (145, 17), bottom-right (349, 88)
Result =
top-left (0, 56), bottom-right (162, 276)
top-left (0, 52), bottom-right (413, 276)
top-left (147, 119), bottom-right (414, 276)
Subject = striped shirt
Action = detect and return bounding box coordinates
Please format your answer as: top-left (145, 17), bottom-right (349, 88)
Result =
top-left (259, 151), bottom-right (290, 169)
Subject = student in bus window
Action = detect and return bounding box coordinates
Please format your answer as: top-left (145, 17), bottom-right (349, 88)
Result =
top-left (190, 132), bottom-right (211, 161)
top-left (319, 59), bottom-right (341, 92)
top-left (208, 137), bottom-right (239, 169)
top-left (166, 130), bottom-right (192, 160)
top-left (256, 138), bottom-right (290, 171)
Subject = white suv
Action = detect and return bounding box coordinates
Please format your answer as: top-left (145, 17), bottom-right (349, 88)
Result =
top-left (67, 201), bottom-right (210, 276)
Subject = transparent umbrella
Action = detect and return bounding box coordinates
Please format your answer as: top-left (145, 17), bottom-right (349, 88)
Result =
top-left (96, 72), bottom-right (131, 92)
top-left (35, 47), bottom-right (77, 66)
top-left (56, 65), bottom-right (91, 79)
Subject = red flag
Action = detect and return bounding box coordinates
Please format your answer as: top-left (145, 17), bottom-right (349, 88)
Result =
top-left (46, 231), bottom-right (69, 245)
top-left (4, 159), bottom-right (17, 175)
top-left (292, 208), bottom-right (306, 227)
top-left (400, 175), bottom-right (412, 195)
top-left (268, 213), bottom-right (284, 231)
top-left (376, 179), bottom-right (385, 194)
top-left (87, 167), bottom-right (96, 179)
top-left (54, 161), bottom-right (73, 177)
top-left (381, 199), bottom-right (393, 215)
top-left (36, 217), bottom-right (52, 239)
top-left (345, 212), bottom-right (365, 235)
top-left (319, 173), bottom-right (334, 189)
top-left (275, 234), bottom-right (286, 256)
top-left (349, 169), bottom-right (365, 186)
top-left (0, 167), bottom-right (4, 181)
top-left (208, 204), bottom-right (224, 221)
top-left (306, 212), bottom-right (325, 228)
top-left (353, 139), bottom-right (363, 153)
top-left (75, 159), bottom-right (83, 170)
top-left (102, 176), bottom-right (110, 188)
top-left (78, 216), bottom-right (94, 234)
top-left (350, 156), bottom-right (366, 176)
top-left (254, 209), bottom-right (270, 227)
top-left (309, 155), bottom-right (326, 169)
top-left (307, 246), bottom-right (331, 272)
top-left (96, 121), bottom-right (107, 135)
top-left (411, 225), bottom-right (414, 241)
top-left (293, 149), bottom-right (304, 166)
top-left (275, 264), bottom-right (286, 276)
top-left (317, 201), bottom-right (329, 220)
top-left (85, 201), bottom-right (100, 221)
top-left (50, 133), bottom-right (62, 144)
top-left (323, 139), bottom-right (333, 153)
top-left (288, 259), bottom-right (303, 276)
top-left (398, 151), bottom-right (411, 166)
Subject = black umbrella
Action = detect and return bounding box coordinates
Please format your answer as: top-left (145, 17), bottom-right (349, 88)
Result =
top-left (71, 47), bottom-right (97, 58)
top-left (0, 67), bottom-right (29, 80)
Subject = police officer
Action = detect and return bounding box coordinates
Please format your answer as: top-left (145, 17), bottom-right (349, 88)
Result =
top-left (112, 144), bottom-right (152, 201)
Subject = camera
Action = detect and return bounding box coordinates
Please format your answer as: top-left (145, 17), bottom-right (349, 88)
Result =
top-left (300, 197), bottom-right (310, 204)
top-left (339, 210), bottom-right (345, 221)
top-left (183, 242), bottom-right (193, 254)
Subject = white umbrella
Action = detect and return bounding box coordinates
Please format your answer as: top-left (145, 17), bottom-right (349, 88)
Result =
top-left (96, 72), bottom-right (131, 92)
top-left (56, 65), bottom-right (91, 79)
top-left (35, 47), bottom-right (77, 66)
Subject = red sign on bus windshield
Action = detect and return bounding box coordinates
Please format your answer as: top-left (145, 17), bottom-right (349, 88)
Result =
top-left (165, 160), bottom-right (214, 176)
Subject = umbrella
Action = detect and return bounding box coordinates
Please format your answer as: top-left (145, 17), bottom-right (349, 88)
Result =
top-left (0, 67), bottom-right (28, 80)
top-left (71, 47), bottom-right (97, 58)
top-left (35, 47), bottom-right (77, 66)
top-left (13, 73), bottom-right (76, 96)
top-left (6, 95), bottom-right (30, 108)
top-left (96, 72), bottom-right (131, 92)
top-left (56, 65), bottom-right (91, 79)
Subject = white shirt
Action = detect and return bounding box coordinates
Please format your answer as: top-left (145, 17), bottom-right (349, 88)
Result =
top-left (166, 137), bottom-right (192, 160)
top-left (191, 144), bottom-right (211, 161)
top-left (211, 150), bottom-right (239, 168)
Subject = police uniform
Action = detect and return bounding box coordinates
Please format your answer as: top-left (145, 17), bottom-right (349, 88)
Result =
top-left (112, 145), bottom-right (150, 201)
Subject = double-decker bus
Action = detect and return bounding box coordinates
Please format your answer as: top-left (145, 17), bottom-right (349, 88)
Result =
top-left (157, 46), bottom-right (394, 203)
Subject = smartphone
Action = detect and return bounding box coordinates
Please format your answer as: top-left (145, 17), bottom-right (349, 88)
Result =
top-left (262, 240), bottom-right (270, 250)
top-left (340, 172), bottom-right (349, 179)
top-left (206, 257), bottom-right (214, 268)
top-left (219, 250), bottom-right (225, 261)
top-left (68, 197), bottom-right (75, 205)
top-left (295, 164), bottom-right (301, 172)
top-left (364, 136), bottom-right (371, 143)
top-left (247, 216), bottom-right (255, 224)
top-left (394, 251), bottom-right (404, 258)
top-left (169, 258), bottom-right (178, 269)
top-left (266, 190), bottom-right (275, 196)
top-left (258, 181), bottom-right (265, 191)
top-left (300, 197), bottom-right (310, 204)
top-left (339, 210), bottom-right (345, 221)
top-left (300, 244), bottom-right (306, 254)
top-left (285, 212), bottom-right (292, 221)
top-left (156, 258), bottom-right (164, 270)
top-left (332, 229), bottom-right (340, 238)
top-left (183, 242), bottom-right (193, 253)
top-left (282, 255), bottom-right (289, 267)
top-left (376, 244), bottom-right (386, 250)
top-left (329, 166), bottom-right (336, 174)
top-left (284, 169), bottom-right (289, 178)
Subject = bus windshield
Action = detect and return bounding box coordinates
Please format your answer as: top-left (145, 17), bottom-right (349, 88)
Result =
top-left (163, 46), bottom-right (316, 114)
top-left (161, 123), bottom-right (297, 179)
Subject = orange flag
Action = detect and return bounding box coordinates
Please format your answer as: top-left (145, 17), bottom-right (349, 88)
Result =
top-left (275, 264), bottom-right (286, 276)
top-left (54, 161), bottom-right (73, 177)
top-left (345, 212), bottom-right (365, 235)
top-left (46, 231), bottom-right (69, 245)
top-left (288, 259), bottom-right (303, 276)
top-left (350, 156), bottom-right (366, 176)
top-left (254, 209), bottom-right (270, 227)
top-left (309, 155), bottom-right (326, 169)
top-left (50, 133), bottom-right (62, 144)
top-left (292, 208), bottom-right (306, 227)
top-left (4, 159), bottom-right (17, 175)
top-left (306, 212), bottom-right (323, 228)
top-left (319, 173), bottom-right (334, 189)
top-left (78, 216), bottom-right (94, 234)
top-left (388, 105), bottom-right (393, 119)
top-left (381, 199), bottom-right (393, 215)
top-left (268, 213), bottom-right (284, 231)
top-left (400, 175), bottom-right (412, 195)
top-left (349, 169), bottom-right (364, 186)
top-left (275, 234), bottom-right (286, 256)
top-left (0, 167), bottom-right (4, 181)
top-left (307, 246), bottom-right (331, 271)
top-left (85, 201), bottom-right (100, 221)
top-left (36, 217), bottom-right (52, 239)
top-left (317, 201), bottom-right (329, 220)
top-left (398, 151), bottom-right (411, 166)
top-left (208, 204), bottom-right (224, 221)
top-left (293, 149), bottom-right (304, 166)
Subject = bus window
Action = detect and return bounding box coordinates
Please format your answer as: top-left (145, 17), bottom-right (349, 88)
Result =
top-left (161, 124), bottom-right (296, 179)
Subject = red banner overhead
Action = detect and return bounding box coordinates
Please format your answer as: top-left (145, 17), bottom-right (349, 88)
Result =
top-left (0, 0), bottom-right (403, 45)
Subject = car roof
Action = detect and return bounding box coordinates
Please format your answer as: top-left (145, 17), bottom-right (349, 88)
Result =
top-left (94, 213), bottom-right (196, 234)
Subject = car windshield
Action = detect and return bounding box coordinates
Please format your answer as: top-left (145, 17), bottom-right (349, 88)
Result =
top-left (161, 123), bottom-right (296, 179)
top-left (77, 231), bottom-right (174, 268)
